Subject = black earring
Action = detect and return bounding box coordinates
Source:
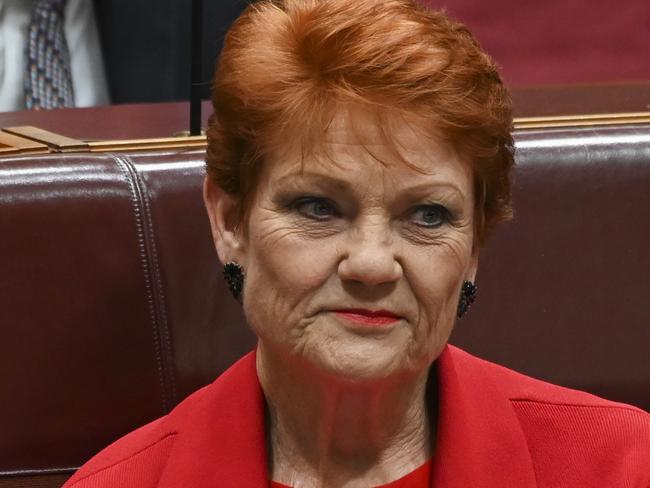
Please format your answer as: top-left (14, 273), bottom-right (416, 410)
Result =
top-left (223, 262), bottom-right (244, 302)
top-left (457, 281), bottom-right (477, 318)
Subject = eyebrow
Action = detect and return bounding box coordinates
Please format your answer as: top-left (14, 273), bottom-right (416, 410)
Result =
top-left (274, 172), bottom-right (353, 193)
top-left (274, 171), bottom-right (466, 200)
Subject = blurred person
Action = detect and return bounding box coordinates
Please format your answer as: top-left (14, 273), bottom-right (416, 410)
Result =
top-left (0, 0), bottom-right (247, 111)
top-left (93, 0), bottom-right (247, 104)
top-left (0, 0), bottom-right (109, 110)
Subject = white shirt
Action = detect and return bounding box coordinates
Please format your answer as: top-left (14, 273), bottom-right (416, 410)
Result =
top-left (0, 0), bottom-right (110, 111)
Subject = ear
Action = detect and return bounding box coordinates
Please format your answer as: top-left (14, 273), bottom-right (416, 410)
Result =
top-left (203, 176), bottom-right (244, 266)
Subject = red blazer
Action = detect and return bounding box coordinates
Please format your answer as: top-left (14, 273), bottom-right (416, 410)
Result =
top-left (63, 346), bottom-right (650, 487)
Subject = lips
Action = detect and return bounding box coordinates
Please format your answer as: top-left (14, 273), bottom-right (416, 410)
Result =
top-left (333, 309), bottom-right (401, 326)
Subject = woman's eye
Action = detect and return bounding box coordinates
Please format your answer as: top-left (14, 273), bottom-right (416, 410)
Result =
top-left (293, 197), bottom-right (338, 220)
top-left (410, 204), bottom-right (449, 228)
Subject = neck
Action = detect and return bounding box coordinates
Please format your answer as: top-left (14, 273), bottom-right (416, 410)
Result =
top-left (257, 344), bottom-right (436, 487)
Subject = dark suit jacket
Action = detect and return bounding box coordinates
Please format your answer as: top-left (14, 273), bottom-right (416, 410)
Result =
top-left (63, 346), bottom-right (649, 487)
top-left (93, 0), bottom-right (248, 104)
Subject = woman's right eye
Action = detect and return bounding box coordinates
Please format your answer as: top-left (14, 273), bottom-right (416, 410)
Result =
top-left (293, 197), bottom-right (338, 220)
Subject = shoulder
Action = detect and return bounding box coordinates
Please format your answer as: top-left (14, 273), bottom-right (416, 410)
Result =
top-left (456, 347), bottom-right (641, 407)
top-left (448, 345), bottom-right (648, 411)
top-left (63, 352), bottom-right (259, 487)
top-left (63, 383), bottom-right (217, 487)
top-left (452, 346), bottom-right (649, 429)
top-left (450, 346), bottom-right (650, 483)
top-left (62, 415), bottom-right (177, 487)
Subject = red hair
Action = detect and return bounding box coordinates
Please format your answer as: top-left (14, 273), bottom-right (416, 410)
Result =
top-left (206, 0), bottom-right (514, 246)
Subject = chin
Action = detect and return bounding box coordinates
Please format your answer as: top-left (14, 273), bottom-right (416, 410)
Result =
top-left (306, 338), bottom-right (421, 383)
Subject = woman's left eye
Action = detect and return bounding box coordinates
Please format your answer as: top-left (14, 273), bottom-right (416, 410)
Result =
top-left (409, 204), bottom-right (450, 228)
top-left (293, 197), bottom-right (338, 220)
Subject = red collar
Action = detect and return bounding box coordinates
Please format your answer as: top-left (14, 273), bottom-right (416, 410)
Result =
top-left (431, 346), bottom-right (536, 487)
top-left (157, 351), bottom-right (268, 486)
top-left (157, 346), bottom-right (536, 487)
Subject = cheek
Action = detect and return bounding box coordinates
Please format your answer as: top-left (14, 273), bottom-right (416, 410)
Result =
top-left (406, 234), bottom-right (471, 355)
top-left (241, 216), bottom-right (339, 342)
top-left (409, 231), bottom-right (471, 300)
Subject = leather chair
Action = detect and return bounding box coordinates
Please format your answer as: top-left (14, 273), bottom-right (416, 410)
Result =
top-left (0, 148), bottom-right (255, 487)
top-left (453, 123), bottom-right (650, 410)
top-left (0, 91), bottom-right (648, 487)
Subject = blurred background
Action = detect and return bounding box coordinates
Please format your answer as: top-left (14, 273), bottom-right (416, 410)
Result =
top-left (0, 0), bottom-right (647, 112)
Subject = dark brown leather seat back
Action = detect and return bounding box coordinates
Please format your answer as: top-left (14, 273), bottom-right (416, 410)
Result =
top-left (452, 124), bottom-right (650, 410)
top-left (0, 150), bottom-right (254, 486)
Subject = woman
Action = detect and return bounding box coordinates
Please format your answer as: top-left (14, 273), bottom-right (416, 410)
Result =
top-left (64, 0), bottom-right (649, 486)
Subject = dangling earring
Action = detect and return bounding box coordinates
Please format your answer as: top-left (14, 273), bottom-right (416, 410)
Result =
top-left (457, 281), bottom-right (477, 318)
top-left (223, 262), bottom-right (244, 302)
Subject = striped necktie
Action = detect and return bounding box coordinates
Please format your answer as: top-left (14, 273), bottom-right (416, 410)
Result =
top-left (24, 0), bottom-right (75, 110)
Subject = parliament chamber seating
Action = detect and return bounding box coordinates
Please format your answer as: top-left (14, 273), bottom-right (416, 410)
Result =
top-left (0, 84), bottom-right (649, 487)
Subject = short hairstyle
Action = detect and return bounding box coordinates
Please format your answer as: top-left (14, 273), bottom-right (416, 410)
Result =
top-left (206, 0), bottom-right (514, 246)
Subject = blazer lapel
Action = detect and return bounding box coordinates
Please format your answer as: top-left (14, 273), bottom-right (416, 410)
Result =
top-left (157, 351), bottom-right (269, 487)
top-left (430, 346), bottom-right (537, 487)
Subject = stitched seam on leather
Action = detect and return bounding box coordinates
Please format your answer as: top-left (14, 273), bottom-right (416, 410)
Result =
top-left (126, 155), bottom-right (177, 408)
top-left (66, 433), bottom-right (177, 486)
top-left (113, 155), bottom-right (168, 413)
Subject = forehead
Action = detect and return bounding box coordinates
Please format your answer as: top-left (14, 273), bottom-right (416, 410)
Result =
top-left (263, 106), bottom-right (472, 192)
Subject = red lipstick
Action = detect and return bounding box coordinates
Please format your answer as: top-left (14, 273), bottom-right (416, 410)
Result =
top-left (334, 309), bottom-right (400, 326)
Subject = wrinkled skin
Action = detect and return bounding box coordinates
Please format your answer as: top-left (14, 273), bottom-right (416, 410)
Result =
top-left (206, 113), bottom-right (476, 382)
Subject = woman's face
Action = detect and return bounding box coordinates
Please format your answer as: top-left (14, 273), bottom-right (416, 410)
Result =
top-left (208, 112), bottom-right (477, 381)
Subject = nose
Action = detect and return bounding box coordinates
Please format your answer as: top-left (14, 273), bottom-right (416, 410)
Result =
top-left (337, 222), bottom-right (402, 287)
